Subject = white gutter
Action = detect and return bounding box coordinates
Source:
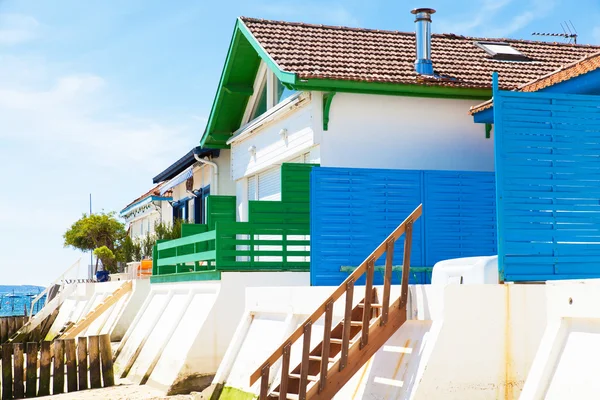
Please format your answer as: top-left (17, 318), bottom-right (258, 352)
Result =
top-left (194, 154), bottom-right (219, 195)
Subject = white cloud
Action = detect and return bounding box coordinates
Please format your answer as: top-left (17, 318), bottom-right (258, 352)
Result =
top-left (0, 13), bottom-right (40, 45)
top-left (0, 70), bottom-right (191, 171)
top-left (437, 0), bottom-right (557, 38)
top-left (258, 2), bottom-right (360, 27)
top-left (0, 52), bottom-right (202, 285)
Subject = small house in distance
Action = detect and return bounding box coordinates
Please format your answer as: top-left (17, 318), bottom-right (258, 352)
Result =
top-left (119, 182), bottom-right (172, 241)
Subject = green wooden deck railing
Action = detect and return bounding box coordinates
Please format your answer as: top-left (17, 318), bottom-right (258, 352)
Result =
top-left (151, 163), bottom-right (316, 283)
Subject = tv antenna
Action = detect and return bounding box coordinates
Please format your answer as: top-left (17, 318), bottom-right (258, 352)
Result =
top-left (533, 21), bottom-right (578, 44)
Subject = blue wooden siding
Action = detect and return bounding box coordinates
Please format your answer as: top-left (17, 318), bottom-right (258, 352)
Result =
top-left (493, 73), bottom-right (600, 281)
top-left (310, 167), bottom-right (497, 286)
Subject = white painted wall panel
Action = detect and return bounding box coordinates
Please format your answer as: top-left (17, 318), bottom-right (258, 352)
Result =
top-left (231, 100), bottom-right (315, 181)
top-left (320, 93), bottom-right (494, 172)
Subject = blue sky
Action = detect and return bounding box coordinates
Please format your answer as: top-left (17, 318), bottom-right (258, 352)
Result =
top-left (1, 0), bottom-right (600, 285)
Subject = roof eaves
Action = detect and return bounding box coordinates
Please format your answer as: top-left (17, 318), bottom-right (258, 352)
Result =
top-left (119, 195), bottom-right (172, 216)
top-left (152, 147), bottom-right (219, 184)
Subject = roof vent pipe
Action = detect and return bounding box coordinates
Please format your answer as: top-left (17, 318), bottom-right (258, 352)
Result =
top-left (411, 8), bottom-right (436, 75)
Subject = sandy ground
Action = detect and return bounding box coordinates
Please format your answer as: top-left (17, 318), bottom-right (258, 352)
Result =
top-left (38, 383), bottom-right (200, 400)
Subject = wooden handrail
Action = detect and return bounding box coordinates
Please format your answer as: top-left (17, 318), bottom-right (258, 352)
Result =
top-left (249, 204), bottom-right (422, 386)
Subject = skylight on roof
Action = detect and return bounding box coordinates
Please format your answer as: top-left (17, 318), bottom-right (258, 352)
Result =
top-left (475, 41), bottom-right (531, 61)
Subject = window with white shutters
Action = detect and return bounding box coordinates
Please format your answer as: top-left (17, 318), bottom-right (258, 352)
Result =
top-left (257, 166), bottom-right (281, 201)
top-left (247, 175), bottom-right (257, 201)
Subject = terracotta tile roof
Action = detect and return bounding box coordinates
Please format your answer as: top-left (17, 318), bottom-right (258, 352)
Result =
top-left (519, 50), bottom-right (600, 92)
top-left (241, 17), bottom-right (600, 90)
top-left (469, 50), bottom-right (600, 115)
top-left (121, 182), bottom-right (172, 214)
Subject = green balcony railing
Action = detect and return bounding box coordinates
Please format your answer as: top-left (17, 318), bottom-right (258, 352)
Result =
top-left (151, 163), bottom-right (316, 283)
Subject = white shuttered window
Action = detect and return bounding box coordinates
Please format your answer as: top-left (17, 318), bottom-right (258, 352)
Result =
top-left (257, 167), bottom-right (281, 201)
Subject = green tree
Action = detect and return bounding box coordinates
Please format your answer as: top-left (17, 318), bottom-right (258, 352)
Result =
top-left (63, 212), bottom-right (126, 273)
top-left (93, 246), bottom-right (116, 272)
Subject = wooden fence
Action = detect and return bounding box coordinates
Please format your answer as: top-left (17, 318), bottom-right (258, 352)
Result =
top-left (0, 319), bottom-right (26, 345)
top-left (1, 312), bottom-right (59, 346)
top-left (0, 334), bottom-right (114, 399)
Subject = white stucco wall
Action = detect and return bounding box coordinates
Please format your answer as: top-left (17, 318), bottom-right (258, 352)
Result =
top-left (230, 95), bottom-right (316, 182)
top-left (213, 283), bottom-right (547, 400)
top-left (319, 92), bottom-right (494, 172)
top-left (113, 272), bottom-right (310, 395)
top-left (129, 210), bottom-right (162, 241)
top-left (45, 280), bottom-right (150, 341)
top-left (521, 280), bottom-right (600, 400)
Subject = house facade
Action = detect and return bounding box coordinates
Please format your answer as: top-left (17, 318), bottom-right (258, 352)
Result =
top-left (151, 146), bottom-right (233, 225)
top-left (150, 12), bottom-right (600, 283)
top-left (120, 183), bottom-right (172, 241)
top-left (115, 9), bottom-right (600, 397)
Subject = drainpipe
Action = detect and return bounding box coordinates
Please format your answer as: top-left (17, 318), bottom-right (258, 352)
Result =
top-left (194, 154), bottom-right (218, 195)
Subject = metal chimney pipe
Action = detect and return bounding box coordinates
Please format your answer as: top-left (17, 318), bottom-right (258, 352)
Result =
top-left (411, 8), bottom-right (436, 75)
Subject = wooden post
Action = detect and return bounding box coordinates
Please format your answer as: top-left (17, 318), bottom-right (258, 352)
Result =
top-left (259, 365), bottom-right (269, 400)
top-left (99, 334), bottom-right (114, 387)
top-left (279, 344), bottom-right (291, 400)
top-left (26, 342), bottom-right (38, 398)
top-left (7, 318), bottom-right (15, 340)
top-left (340, 279), bottom-right (354, 371)
top-left (53, 340), bottom-right (65, 395)
top-left (2, 344), bottom-right (13, 400)
top-left (381, 240), bottom-right (394, 326)
top-left (13, 343), bottom-right (24, 399)
top-left (298, 322), bottom-right (312, 400)
top-left (38, 341), bottom-right (52, 397)
top-left (361, 259), bottom-right (375, 349)
top-left (77, 337), bottom-right (88, 391)
top-left (400, 221), bottom-right (413, 308)
top-left (0, 318), bottom-right (6, 344)
top-left (319, 300), bottom-right (333, 392)
top-left (64, 339), bottom-right (78, 392)
top-left (88, 335), bottom-right (102, 389)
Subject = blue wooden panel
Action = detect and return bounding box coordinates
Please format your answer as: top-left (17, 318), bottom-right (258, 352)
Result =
top-left (423, 171), bottom-right (497, 266)
top-left (310, 167), bottom-right (497, 286)
top-left (493, 72), bottom-right (600, 281)
top-left (310, 167), bottom-right (423, 286)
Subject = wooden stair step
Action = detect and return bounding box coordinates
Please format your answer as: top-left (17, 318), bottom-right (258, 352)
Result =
top-left (288, 373), bottom-right (319, 382)
top-left (270, 392), bottom-right (299, 400)
top-left (308, 355), bottom-right (338, 363)
top-left (358, 302), bottom-right (383, 309)
top-left (329, 338), bottom-right (357, 345)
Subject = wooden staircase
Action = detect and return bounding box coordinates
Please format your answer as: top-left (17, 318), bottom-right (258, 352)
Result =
top-left (250, 204), bottom-right (422, 400)
top-left (60, 281), bottom-right (133, 339)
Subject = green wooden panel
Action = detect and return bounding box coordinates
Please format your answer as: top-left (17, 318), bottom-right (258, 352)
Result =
top-left (157, 230), bottom-right (215, 250)
top-left (282, 163), bottom-right (318, 203)
top-left (181, 224), bottom-right (208, 237)
top-left (150, 270), bottom-right (221, 284)
top-left (152, 163), bottom-right (316, 280)
top-left (157, 250), bottom-right (217, 267)
top-left (206, 196), bottom-right (237, 230)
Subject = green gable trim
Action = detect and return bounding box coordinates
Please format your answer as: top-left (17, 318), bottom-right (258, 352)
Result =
top-left (200, 18), bottom-right (493, 148)
top-left (236, 20), bottom-right (297, 86)
top-left (201, 19), bottom-right (263, 149)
